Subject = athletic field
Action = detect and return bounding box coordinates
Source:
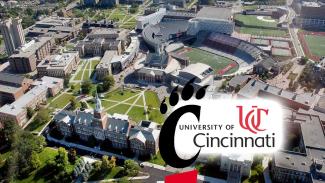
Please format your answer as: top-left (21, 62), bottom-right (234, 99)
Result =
top-left (304, 34), bottom-right (325, 57)
top-left (298, 31), bottom-right (325, 61)
top-left (177, 47), bottom-right (239, 75)
top-left (235, 14), bottom-right (288, 37)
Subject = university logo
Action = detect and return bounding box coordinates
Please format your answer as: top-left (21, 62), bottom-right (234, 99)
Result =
top-left (237, 105), bottom-right (268, 134)
top-left (158, 79), bottom-right (284, 168)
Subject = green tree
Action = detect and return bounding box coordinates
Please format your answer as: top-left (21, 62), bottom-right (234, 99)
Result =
top-left (97, 84), bottom-right (104, 93)
top-left (102, 75), bottom-right (115, 92)
top-left (123, 160), bottom-right (140, 177)
top-left (55, 147), bottom-right (69, 171)
top-left (81, 80), bottom-right (92, 94)
top-left (15, 132), bottom-right (46, 177)
top-left (64, 75), bottom-right (71, 88)
top-left (34, 108), bottom-right (50, 127)
top-left (80, 101), bottom-right (88, 110)
top-left (68, 148), bottom-right (77, 164)
top-left (1, 120), bottom-right (19, 147)
top-left (26, 107), bottom-right (35, 119)
top-left (300, 56), bottom-right (308, 65)
top-left (70, 97), bottom-right (78, 110)
top-left (101, 155), bottom-right (111, 172)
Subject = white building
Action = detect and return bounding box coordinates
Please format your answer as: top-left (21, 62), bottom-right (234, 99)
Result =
top-left (220, 154), bottom-right (253, 182)
top-left (37, 52), bottom-right (80, 78)
top-left (136, 8), bottom-right (166, 30)
top-left (187, 7), bottom-right (234, 35)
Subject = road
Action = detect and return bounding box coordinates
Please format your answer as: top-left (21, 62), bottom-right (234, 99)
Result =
top-left (286, 0), bottom-right (305, 57)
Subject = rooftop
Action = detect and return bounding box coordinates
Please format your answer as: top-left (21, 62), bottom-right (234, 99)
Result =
top-left (10, 37), bottom-right (53, 58)
top-left (180, 63), bottom-right (213, 80)
top-left (0, 72), bottom-right (28, 85)
top-left (32, 76), bottom-right (63, 89)
top-left (228, 75), bottom-right (251, 88)
top-left (196, 7), bottom-right (232, 21)
top-left (38, 52), bottom-right (79, 70)
top-left (0, 85), bottom-right (48, 115)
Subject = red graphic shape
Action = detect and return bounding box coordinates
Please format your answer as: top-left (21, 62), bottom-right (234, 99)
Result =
top-left (165, 170), bottom-right (198, 183)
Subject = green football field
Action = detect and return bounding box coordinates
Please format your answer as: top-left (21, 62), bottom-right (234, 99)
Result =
top-left (304, 34), bottom-right (325, 57)
top-left (235, 14), bottom-right (288, 37)
top-left (182, 48), bottom-right (239, 75)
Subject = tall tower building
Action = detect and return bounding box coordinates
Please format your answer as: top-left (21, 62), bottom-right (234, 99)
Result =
top-left (92, 93), bottom-right (108, 129)
top-left (0, 17), bottom-right (25, 56)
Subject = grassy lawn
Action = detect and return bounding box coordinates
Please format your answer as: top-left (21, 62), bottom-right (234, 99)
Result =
top-left (74, 62), bottom-right (87, 81)
top-left (50, 93), bottom-right (74, 109)
top-left (238, 27), bottom-right (288, 37)
top-left (83, 69), bottom-right (90, 81)
top-left (71, 83), bottom-right (81, 94)
top-left (183, 48), bottom-right (238, 75)
top-left (149, 151), bottom-right (165, 166)
top-left (127, 106), bottom-right (146, 122)
top-left (304, 34), bottom-right (325, 57)
top-left (135, 96), bottom-right (144, 106)
top-left (124, 95), bottom-right (140, 104)
top-left (90, 88), bottom-right (165, 124)
top-left (236, 14), bottom-right (277, 28)
top-left (148, 109), bottom-right (164, 124)
top-left (107, 104), bottom-right (131, 115)
top-left (243, 5), bottom-right (258, 10)
top-left (90, 60), bottom-right (100, 70)
top-left (105, 89), bottom-right (140, 102)
top-left (235, 14), bottom-right (288, 37)
top-left (144, 91), bottom-right (161, 108)
top-left (25, 109), bottom-right (53, 133)
top-left (89, 166), bottom-right (124, 181)
top-left (242, 169), bottom-right (263, 183)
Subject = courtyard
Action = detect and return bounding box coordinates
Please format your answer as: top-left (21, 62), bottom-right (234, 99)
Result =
top-left (86, 88), bottom-right (164, 124)
top-left (71, 59), bottom-right (100, 82)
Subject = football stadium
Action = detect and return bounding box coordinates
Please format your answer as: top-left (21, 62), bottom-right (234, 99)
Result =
top-left (138, 6), bottom-right (276, 78)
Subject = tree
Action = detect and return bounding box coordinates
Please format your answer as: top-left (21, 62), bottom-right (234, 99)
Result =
top-left (80, 101), bottom-right (88, 110)
top-left (123, 160), bottom-right (140, 177)
top-left (81, 80), bottom-right (92, 94)
top-left (101, 155), bottom-right (111, 172)
top-left (70, 97), bottom-right (78, 110)
top-left (102, 75), bottom-right (115, 92)
top-left (68, 149), bottom-right (77, 164)
top-left (1, 120), bottom-right (19, 147)
top-left (64, 75), bottom-right (71, 88)
top-left (300, 56), bottom-right (308, 65)
top-left (97, 84), bottom-right (104, 93)
top-left (14, 132), bottom-right (46, 177)
top-left (33, 108), bottom-right (50, 127)
top-left (26, 107), bottom-right (35, 119)
top-left (55, 147), bottom-right (69, 171)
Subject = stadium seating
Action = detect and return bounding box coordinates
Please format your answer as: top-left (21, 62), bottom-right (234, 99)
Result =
top-left (202, 32), bottom-right (262, 64)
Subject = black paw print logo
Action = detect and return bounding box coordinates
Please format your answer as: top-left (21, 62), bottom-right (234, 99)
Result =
top-left (158, 78), bottom-right (209, 168)
top-left (160, 78), bottom-right (209, 114)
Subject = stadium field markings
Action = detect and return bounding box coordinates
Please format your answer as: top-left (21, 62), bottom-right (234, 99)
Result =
top-left (234, 14), bottom-right (288, 37)
top-left (304, 34), bottom-right (325, 58)
top-left (178, 47), bottom-right (239, 75)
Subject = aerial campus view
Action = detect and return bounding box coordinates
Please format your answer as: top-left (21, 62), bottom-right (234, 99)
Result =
top-left (0, 0), bottom-right (325, 182)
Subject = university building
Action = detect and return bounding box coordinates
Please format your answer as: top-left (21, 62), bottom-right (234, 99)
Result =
top-left (0, 73), bottom-right (33, 105)
top-left (37, 52), bottom-right (80, 78)
top-left (54, 95), bottom-right (160, 156)
top-left (9, 37), bottom-right (55, 73)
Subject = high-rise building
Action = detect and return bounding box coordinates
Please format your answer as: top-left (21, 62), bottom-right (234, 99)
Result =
top-left (0, 17), bottom-right (25, 56)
